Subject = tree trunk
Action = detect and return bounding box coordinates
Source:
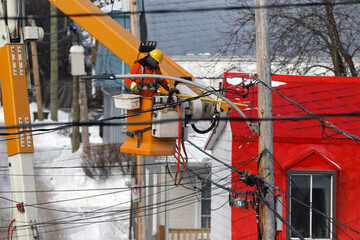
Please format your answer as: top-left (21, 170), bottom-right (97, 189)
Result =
top-left (324, 0), bottom-right (357, 76)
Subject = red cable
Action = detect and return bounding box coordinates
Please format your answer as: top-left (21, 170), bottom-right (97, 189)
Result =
top-left (178, 140), bottom-right (188, 184)
top-left (8, 219), bottom-right (15, 239)
top-left (174, 105), bottom-right (182, 185)
top-left (10, 226), bottom-right (16, 240)
top-left (174, 104), bottom-right (188, 185)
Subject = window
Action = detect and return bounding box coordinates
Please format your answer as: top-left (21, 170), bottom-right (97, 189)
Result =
top-left (288, 172), bottom-right (335, 239)
top-left (201, 181), bottom-right (211, 228)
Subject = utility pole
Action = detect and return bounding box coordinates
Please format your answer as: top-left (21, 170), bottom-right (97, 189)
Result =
top-left (165, 159), bottom-right (170, 240)
top-left (29, 18), bottom-right (44, 121)
top-left (70, 44), bottom-right (87, 153)
top-left (0, 0), bottom-right (44, 238)
top-left (71, 74), bottom-right (80, 152)
top-left (255, 0), bottom-right (275, 239)
top-left (79, 78), bottom-right (90, 153)
top-left (136, 156), bottom-right (145, 240)
top-left (130, 0), bottom-right (145, 239)
top-left (50, 3), bottom-right (58, 121)
top-left (130, 0), bottom-right (141, 40)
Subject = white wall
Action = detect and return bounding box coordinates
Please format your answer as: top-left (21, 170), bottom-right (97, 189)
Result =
top-left (210, 122), bottom-right (232, 240)
top-left (159, 165), bottom-right (201, 229)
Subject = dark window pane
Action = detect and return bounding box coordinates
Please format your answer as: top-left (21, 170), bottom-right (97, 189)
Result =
top-left (312, 175), bottom-right (331, 238)
top-left (291, 175), bottom-right (310, 238)
top-left (201, 216), bottom-right (211, 228)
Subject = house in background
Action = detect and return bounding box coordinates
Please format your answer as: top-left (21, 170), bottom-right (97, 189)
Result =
top-left (93, 0), bottom-right (239, 144)
top-left (94, 3), bottom-right (131, 143)
top-left (209, 73), bottom-right (360, 239)
top-left (91, 2), bottom-right (360, 239)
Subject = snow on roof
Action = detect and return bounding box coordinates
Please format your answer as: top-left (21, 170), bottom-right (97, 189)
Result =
top-left (100, 1), bottom-right (123, 13)
top-left (69, 45), bottom-right (84, 53)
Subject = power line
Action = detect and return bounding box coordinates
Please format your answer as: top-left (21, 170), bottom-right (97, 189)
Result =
top-left (256, 78), bottom-right (360, 144)
top-left (3, 0), bottom-right (359, 22)
top-left (2, 112), bottom-right (360, 137)
top-left (257, 195), bottom-right (305, 240)
top-left (257, 168), bottom-right (360, 237)
top-left (0, 171), bottom-right (232, 238)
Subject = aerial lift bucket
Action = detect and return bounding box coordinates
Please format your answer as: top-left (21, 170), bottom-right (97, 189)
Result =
top-left (119, 97), bottom-right (177, 156)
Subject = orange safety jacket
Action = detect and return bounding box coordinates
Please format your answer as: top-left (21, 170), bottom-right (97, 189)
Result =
top-left (124, 62), bottom-right (168, 97)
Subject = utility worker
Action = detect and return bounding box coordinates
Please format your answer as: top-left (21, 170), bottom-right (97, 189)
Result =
top-left (125, 49), bottom-right (173, 97)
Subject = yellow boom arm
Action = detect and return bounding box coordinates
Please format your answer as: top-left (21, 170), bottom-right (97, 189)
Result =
top-left (48, 0), bottom-right (193, 79)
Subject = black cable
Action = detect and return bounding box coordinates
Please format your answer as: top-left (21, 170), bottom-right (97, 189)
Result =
top-left (257, 195), bottom-right (305, 240)
top-left (0, 162), bottom-right (234, 212)
top-left (191, 115), bottom-right (219, 134)
top-left (264, 149), bottom-right (352, 239)
top-left (259, 172), bottom-right (360, 236)
top-left (1, 0), bottom-right (357, 23)
top-left (2, 171), bottom-right (233, 234)
top-left (257, 78), bottom-right (360, 144)
top-left (2, 112), bottom-right (360, 138)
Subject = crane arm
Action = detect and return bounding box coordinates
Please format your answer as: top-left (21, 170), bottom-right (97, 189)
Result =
top-left (48, 0), bottom-right (193, 79)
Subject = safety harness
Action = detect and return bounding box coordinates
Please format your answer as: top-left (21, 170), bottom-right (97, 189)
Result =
top-left (137, 65), bottom-right (161, 90)
top-left (127, 64), bottom-right (162, 147)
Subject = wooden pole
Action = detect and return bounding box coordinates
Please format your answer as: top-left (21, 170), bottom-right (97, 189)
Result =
top-left (255, 0), bottom-right (275, 239)
top-left (136, 155), bottom-right (144, 240)
top-left (72, 75), bottom-right (80, 153)
top-left (79, 79), bottom-right (90, 153)
top-left (130, 0), bottom-right (144, 239)
top-left (29, 18), bottom-right (44, 121)
top-left (50, 3), bottom-right (58, 121)
top-left (130, 0), bottom-right (141, 40)
top-left (165, 159), bottom-right (169, 240)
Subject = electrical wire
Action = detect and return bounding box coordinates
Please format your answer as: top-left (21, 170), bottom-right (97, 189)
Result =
top-left (257, 195), bottom-right (305, 240)
top-left (257, 78), bottom-right (360, 144)
top-left (0, 75), bottom-right (360, 238)
top-left (266, 150), bottom-right (357, 239)
top-left (1, 0), bottom-right (358, 22)
top-left (257, 168), bottom-right (360, 237)
top-left (0, 172), bottom-right (231, 236)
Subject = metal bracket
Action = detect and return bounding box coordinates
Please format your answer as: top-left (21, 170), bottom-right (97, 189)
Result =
top-left (249, 122), bottom-right (259, 134)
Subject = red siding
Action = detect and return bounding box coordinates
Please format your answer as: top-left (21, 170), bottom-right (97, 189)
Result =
top-left (225, 73), bottom-right (360, 239)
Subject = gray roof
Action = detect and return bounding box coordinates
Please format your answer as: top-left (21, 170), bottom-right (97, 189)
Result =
top-left (144, 0), bottom-right (236, 55)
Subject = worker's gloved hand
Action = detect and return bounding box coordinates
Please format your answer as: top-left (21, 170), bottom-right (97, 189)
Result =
top-left (169, 87), bottom-right (180, 94)
top-left (130, 82), bottom-right (141, 94)
top-left (166, 85), bottom-right (179, 94)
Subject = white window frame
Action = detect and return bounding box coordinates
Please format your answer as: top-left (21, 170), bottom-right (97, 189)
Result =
top-left (287, 171), bottom-right (336, 240)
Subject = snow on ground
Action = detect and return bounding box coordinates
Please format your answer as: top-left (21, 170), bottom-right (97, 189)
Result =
top-left (0, 103), bottom-right (130, 240)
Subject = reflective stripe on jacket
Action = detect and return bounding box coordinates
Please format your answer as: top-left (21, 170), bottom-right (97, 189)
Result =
top-left (124, 62), bottom-right (168, 97)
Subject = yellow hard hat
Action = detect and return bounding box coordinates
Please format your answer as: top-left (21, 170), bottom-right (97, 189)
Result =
top-left (149, 49), bottom-right (163, 63)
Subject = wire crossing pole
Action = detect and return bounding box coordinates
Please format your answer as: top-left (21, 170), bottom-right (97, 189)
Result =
top-left (255, 0), bottom-right (275, 239)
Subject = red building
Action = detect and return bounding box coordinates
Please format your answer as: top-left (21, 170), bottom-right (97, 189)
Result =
top-left (224, 73), bottom-right (360, 239)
